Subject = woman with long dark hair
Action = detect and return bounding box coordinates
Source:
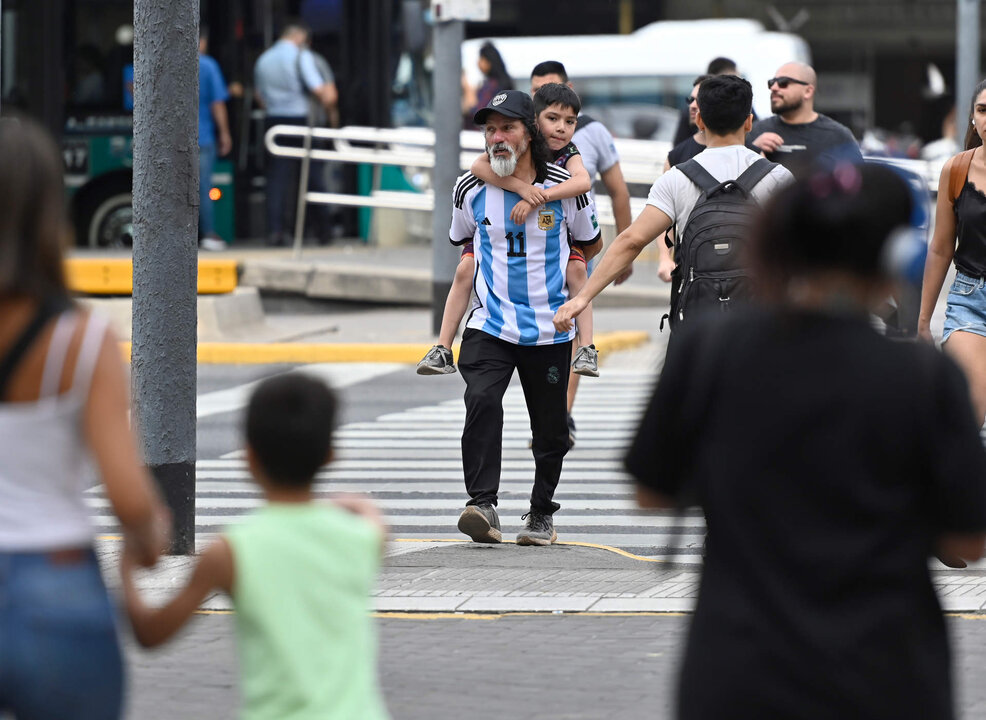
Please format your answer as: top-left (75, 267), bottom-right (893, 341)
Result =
top-left (0, 117), bottom-right (169, 719)
top-left (919, 78), bottom-right (986, 427)
top-left (627, 164), bottom-right (986, 719)
top-left (463, 41), bottom-right (514, 124)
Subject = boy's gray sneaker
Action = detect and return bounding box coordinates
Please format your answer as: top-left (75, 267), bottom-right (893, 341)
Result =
top-left (417, 345), bottom-right (456, 375)
top-left (516, 511), bottom-right (557, 546)
top-left (572, 344), bottom-right (599, 377)
top-left (457, 504), bottom-right (502, 543)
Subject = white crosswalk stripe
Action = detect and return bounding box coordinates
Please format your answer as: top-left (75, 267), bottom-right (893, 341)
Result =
top-left (87, 370), bottom-right (705, 561)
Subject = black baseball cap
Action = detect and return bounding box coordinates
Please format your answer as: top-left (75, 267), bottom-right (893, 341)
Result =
top-left (473, 90), bottom-right (535, 125)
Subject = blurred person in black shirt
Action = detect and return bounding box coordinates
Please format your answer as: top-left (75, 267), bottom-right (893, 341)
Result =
top-left (672, 57), bottom-right (747, 147)
top-left (626, 163), bottom-right (986, 720)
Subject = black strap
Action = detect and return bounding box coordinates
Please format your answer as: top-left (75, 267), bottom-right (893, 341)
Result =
top-left (295, 47), bottom-right (315, 97)
top-left (677, 157), bottom-right (777, 197)
top-left (575, 114), bottom-right (597, 131)
top-left (675, 158), bottom-right (720, 194)
top-left (732, 158), bottom-right (777, 195)
top-left (0, 297), bottom-right (66, 401)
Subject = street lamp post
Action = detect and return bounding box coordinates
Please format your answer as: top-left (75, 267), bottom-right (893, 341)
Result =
top-left (956, 0), bottom-right (981, 127)
top-left (132, 0), bottom-right (199, 554)
top-left (429, 15), bottom-right (463, 336)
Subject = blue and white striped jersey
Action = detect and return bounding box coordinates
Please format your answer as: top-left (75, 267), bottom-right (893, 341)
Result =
top-left (449, 164), bottom-right (600, 346)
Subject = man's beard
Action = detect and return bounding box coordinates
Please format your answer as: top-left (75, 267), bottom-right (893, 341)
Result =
top-left (487, 137), bottom-right (528, 177)
top-left (771, 95), bottom-right (803, 116)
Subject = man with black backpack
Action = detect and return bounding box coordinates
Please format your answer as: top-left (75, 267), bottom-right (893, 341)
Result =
top-left (553, 75), bottom-right (793, 334)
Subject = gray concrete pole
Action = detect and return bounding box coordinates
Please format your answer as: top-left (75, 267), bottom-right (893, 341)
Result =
top-left (132, 0), bottom-right (198, 554)
top-left (430, 20), bottom-right (464, 336)
top-left (957, 0), bottom-right (981, 129)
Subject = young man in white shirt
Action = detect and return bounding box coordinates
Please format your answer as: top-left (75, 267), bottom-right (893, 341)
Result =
top-left (553, 75), bottom-right (793, 332)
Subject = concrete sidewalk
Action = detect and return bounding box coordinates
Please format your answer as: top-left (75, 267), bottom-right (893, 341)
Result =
top-left (96, 534), bottom-right (986, 615)
top-left (71, 242), bottom-right (670, 355)
top-left (235, 242), bottom-right (671, 308)
top-left (70, 240), bottom-right (672, 309)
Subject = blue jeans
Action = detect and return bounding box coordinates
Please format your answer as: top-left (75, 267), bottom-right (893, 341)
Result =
top-left (199, 142), bottom-right (217, 238)
top-left (0, 549), bottom-right (124, 719)
top-left (943, 270), bottom-right (986, 343)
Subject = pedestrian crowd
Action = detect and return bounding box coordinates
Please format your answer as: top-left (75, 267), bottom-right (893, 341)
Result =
top-left (419, 52), bottom-right (986, 720)
top-left (2, 28), bottom-right (986, 720)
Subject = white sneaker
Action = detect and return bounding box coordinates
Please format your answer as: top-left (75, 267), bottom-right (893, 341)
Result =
top-left (416, 345), bottom-right (457, 375)
top-left (200, 236), bottom-right (227, 252)
top-left (572, 344), bottom-right (599, 377)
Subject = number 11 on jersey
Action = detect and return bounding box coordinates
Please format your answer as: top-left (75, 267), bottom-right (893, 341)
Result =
top-left (506, 230), bottom-right (526, 257)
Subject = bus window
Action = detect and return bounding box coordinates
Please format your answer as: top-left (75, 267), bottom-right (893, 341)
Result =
top-left (66, 1), bottom-right (134, 116)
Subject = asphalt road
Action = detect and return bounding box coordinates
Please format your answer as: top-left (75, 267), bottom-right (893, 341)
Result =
top-left (196, 362), bottom-right (466, 459)
top-left (124, 612), bottom-right (986, 720)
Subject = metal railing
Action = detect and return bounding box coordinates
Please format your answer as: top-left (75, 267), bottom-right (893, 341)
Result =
top-left (265, 124), bottom-right (943, 257)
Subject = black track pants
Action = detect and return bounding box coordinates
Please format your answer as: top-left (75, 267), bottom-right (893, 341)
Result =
top-left (457, 328), bottom-right (571, 514)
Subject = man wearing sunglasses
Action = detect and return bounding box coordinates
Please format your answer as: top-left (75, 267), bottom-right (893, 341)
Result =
top-left (748, 62), bottom-right (862, 175)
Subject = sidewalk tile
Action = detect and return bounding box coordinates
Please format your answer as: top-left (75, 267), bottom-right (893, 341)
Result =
top-left (374, 596), bottom-right (466, 612)
top-left (939, 595), bottom-right (986, 612)
top-left (588, 597), bottom-right (696, 612)
top-left (457, 596), bottom-right (599, 612)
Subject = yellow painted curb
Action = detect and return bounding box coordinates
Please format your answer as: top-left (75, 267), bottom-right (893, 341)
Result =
top-left (197, 608), bottom-right (986, 620)
top-left (117, 330), bottom-right (650, 365)
top-left (66, 258), bottom-right (238, 295)
top-left (193, 609), bottom-right (690, 619)
top-left (390, 538), bottom-right (666, 563)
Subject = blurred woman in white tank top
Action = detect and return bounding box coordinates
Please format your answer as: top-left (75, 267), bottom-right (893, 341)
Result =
top-left (0, 117), bottom-right (169, 720)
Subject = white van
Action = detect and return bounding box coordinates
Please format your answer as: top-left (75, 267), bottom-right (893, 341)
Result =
top-left (462, 19), bottom-right (811, 141)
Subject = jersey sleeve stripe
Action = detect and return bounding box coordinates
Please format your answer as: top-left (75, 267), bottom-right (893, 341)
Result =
top-left (454, 175), bottom-right (482, 210)
top-left (575, 193), bottom-right (590, 210)
top-left (453, 173), bottom-right (480, 209)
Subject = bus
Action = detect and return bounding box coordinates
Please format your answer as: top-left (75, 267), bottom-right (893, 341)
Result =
top-left (5, 0), bottom-right (401, 247)
top-left (0, 0), bottom-right (273, 247)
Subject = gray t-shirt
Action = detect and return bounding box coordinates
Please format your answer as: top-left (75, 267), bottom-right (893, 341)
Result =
top-left (747, 113), bottom-right (862, 174)
top-left (573, 116), bottom-right (619, 182)
top-left (646, 145), bottom-right (793, 234)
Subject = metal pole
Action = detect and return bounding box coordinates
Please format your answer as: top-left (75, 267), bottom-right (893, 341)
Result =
top-left (292, 122), bottom-right (313, 258)
top-left (957, 0), bottom-right (981, 130)
top-left (430, 19), bottom-right (463, 336)
top-left (132, 0), bottom-right (198, 554)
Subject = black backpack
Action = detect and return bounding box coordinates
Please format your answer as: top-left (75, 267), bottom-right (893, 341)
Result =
top-left (667, 157), bottom-right (776, 328)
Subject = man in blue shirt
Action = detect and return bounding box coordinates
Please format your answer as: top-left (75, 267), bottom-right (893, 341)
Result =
top-left (199, 27), bottom-right (231, 249)
top-left (254, 20), bottom-right (338, 246)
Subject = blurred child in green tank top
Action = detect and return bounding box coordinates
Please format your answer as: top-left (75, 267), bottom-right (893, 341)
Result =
top-left (120, 374), bottom-right (390, 720)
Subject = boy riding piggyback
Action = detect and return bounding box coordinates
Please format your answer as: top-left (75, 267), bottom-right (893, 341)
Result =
top-left (418, 82), bottom-right (601, 377)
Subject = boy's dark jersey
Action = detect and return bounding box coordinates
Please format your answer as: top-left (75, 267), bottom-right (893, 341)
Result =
top-left (552, 142), bottom-right (580, 169)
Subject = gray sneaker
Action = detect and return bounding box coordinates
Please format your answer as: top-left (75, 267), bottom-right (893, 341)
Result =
top-left (417, 345), bottom-right (456, 375)
top-left (516, 510), bottom-right (557, 546)
top-left (457, 504), bottom-right (502, 543)
top-left (572, 344), bottom-right (599, 377)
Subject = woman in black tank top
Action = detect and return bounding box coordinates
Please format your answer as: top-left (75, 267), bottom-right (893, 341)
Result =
top-left (919, 80), bottom-right (986, 426)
